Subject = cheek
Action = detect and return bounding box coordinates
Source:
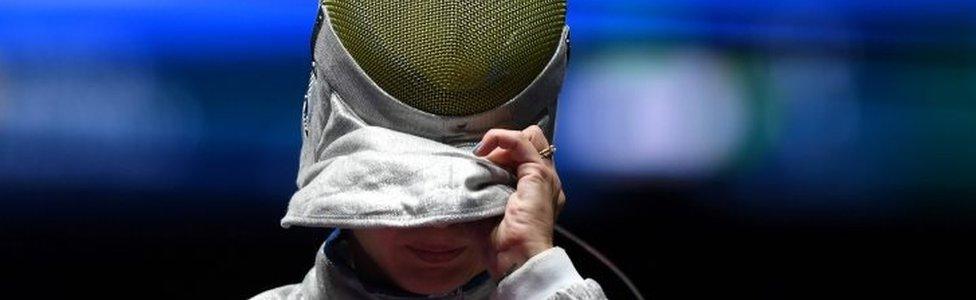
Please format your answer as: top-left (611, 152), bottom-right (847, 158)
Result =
top-left (465, 219), bottom-right (497, 253)
top-left (465, 243), bottom-right (489, 270)
top-left (354, 229), bottom-right (402, 265)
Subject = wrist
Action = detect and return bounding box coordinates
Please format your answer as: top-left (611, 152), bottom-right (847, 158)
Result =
top-left (495, 241), bottom-right (553, 282)
top-left (521, 240), bottom-right (553, 260)
top-left (492, 247), bottom-right (589, 299)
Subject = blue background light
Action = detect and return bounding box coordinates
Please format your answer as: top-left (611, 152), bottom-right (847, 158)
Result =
top-left (2, 1), bottom-right (974, 298)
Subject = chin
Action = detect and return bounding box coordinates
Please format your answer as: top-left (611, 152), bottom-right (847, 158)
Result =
top-left (395, 267), bottom-right (477, 295)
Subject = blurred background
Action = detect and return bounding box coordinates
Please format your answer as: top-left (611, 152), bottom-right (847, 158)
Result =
top-left (2, 0), bottom-right (975, 298)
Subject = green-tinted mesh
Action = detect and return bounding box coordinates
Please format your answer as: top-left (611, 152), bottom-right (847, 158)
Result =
top-left (325, 0), bottom-right (566, 116)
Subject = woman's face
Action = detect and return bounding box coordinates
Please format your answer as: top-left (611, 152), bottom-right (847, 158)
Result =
top-left (351, 220), bottom-right (493, 295)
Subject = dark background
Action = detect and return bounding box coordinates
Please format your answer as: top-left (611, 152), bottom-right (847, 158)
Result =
top-left (2, 1), bottom-right (975, 298)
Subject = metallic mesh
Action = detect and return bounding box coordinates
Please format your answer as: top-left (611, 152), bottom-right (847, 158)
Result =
top-left (324, 0), bottom-right (566, 116)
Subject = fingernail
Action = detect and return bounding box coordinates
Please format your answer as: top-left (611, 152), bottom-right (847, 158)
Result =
top-left (472, 141), bottom-right (483, 155)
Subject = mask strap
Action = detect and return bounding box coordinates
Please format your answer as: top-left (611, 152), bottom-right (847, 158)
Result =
top-left (555, 224), bottom-right (646, 300)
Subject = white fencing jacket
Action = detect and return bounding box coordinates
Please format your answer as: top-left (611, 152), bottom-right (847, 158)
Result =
top-left (251, 229), bottom-right (607, 299)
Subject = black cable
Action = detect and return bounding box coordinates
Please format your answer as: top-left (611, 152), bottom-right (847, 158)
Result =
top-left (555, 224), bottom-right (646, 300)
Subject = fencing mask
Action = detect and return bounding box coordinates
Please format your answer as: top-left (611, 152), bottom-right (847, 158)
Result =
top-left (281, 0), bottom-right (569, 229)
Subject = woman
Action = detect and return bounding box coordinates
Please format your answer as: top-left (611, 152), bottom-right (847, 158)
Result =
top-left (253, 127), bottom-right (605, 298)
top-left (252, 0), bottom-right (606, 298)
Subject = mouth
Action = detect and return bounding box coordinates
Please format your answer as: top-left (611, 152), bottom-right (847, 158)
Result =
top-left (406, 245), bottom-right (466, 265)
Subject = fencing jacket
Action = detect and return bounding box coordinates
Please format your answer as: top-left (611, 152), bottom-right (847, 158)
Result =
top-left (251, 229), bottom-right (607, 299)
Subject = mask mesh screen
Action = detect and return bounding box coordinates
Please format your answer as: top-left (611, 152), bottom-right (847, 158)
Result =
top-left (325, 0), bottom-right (566, 116)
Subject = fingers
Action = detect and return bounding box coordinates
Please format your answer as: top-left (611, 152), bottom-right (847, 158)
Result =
top-left (517, 126), bottom-right (563, 207)
top-left (516, 161), bottom-right (561, 222)
top-left (516, 162), bottom-right (555, 194)
top-left (474, 127), bottom-right (546, 166)
top-left (478, 126), bottom-right (550, 171)
top-left (476, 125), bottom-right (565, 222)
top-left (523, 125), bottom-right (549, 153)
